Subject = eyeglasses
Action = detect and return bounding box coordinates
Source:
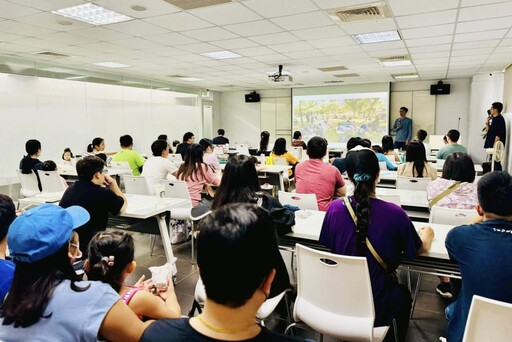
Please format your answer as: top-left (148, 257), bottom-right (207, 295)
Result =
top-left (101, 169), bottom-right (108, 174)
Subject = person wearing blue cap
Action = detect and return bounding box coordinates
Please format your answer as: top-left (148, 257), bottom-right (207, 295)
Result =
top-left (0, 194), bottom-right (16, 303)
top-left (0, 204), bottom-right (148, 342)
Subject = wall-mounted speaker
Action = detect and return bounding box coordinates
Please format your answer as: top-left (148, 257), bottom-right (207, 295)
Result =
top-left (245, 91), bottom-right (260, 102)
top-left (430, 81), bottom-right (450, 95)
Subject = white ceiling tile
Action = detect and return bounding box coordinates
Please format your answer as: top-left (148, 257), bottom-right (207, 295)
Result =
top-left (462, 0), bottom-right (510, 6)
top-left (232, 46), bottom-right (276, 57)
top-left (451, 48), bottom-right (491, 57)
top-left (414, 58), bottom-right (450, 65)
top-left (16, 37), bottom-right (69, 50)
top-left (211, 38), bottom-right (260, 49)
top-left (143, 12), bottom-right (214, 31)
top-left (451, 55), bottom-right (489, 62)
top-left (175, 42), bottom-right (223, 53)
top-left (248, 32), bottom-right (300, 45)
top-left (145, 45), bottom-right (189, 56)
top-left (67, 27), bottom-right (133, 41)
top-left (339, 18), bottom-right (397, 35)
top-left (365, 48), bottom-right (408, 57)
top-left (244, 0), bottom-right (318, 18)
top-left (453, 40), bottom-right (501, 50)
top-left (406, 35), bottom-right (453, 47)
top-left (388, 0), bottom-right (459, 16)
top-left (0, 41), bottom-right (42, 53)
top-left (312, 0), bottom-right (379, 10)
top-left (224, 20), bottom-right (283, 36)
top-left (107, 20), bottom-right (168, 37)
top-left (321, 45), bottom-right (364, 56)
top-left (0, 31), bottom-right (26, 42)
top-left (360, 40), bottom-right (405, 51)
top-left (0, 20), bottom-right (55, 36)
top-left (401, 24), bottom-right (455, 40)
top-left (15, 12), bottom-right (92, 31)
top-left (94, 0), bottom-right (181, 18)
top-left (396, 10), bottom-right (457, 29)
top-left (35, 32), bottom-right (99, 45)
top-left (456, 18), bottom-right (511, 34)
top-left (7, 0), bottom-right (83, 11)
top-left (459, 2), bottom-right (512, 21)
top-left (224, 57), bottom-right (260, 65)
top-left (308, 36), bottom-right (356, 48)
top-left (454, 29), bottom-right (507, 43)
top-left (181, 27), bottom-right (239, 41)
top-left (408, 44), bottom-right (452, 53)
top-left (291, 25), bottom-right (346, 40)
top-left (173, 54), bottom-right (212, 62)
top-left (499, 38), bottom-right (512, 46)
top-left (284, 49), bottom-right (326, 59)
top-left (0, 1), bottom-right (42, 19)
top-left (251, 53), bottom-right (291, 62)
top-left (112, 38), bottom-right (165, 50)
top-left (268, 41), bottom-right (314, 53)
top-left (190, 2), bottom-right (262, 25)
top-left (143, 32), bottom-right (200, 45)
top-left (270, 11), bottom-right (334, 31)
top-left (51, 45), bottom-right (106, 57)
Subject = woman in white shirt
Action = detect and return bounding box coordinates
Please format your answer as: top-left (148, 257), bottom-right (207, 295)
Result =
top-left (142, 139), bottom-right (177, 194)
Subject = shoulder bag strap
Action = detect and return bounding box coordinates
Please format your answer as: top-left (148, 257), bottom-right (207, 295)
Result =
top-left (428, 182), bottom-right (461, 209)
top-left (342, 197), bottom-right (388, 272)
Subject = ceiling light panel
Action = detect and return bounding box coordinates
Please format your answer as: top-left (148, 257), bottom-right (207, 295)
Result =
top-left (201, 50), bottom-right (242, 59)
top-left (93, 62), bottom-right (130, 68)
top-left (392, 73), bottom-right (418, 79)
top-left (353, 30), bottom-right (401, 44)
top-left (52, 3), bottom-right (134, 25)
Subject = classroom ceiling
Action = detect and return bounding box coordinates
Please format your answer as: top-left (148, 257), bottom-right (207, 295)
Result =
top-left (0, 0), bottom-right (511, 91)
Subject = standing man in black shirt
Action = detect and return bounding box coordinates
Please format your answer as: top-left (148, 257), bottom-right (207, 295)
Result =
top-left (60, 156), bottom-right (126, 256)
top-left (484, 102), bottom-right (506, 171)
top-left (212, 129), bottom-right (230, 145)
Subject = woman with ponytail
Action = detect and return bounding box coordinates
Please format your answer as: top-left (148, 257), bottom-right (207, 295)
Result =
top-left (85, 231), bottom-right (181, 320)
top-left (319, 147), bottom-right (434, 342)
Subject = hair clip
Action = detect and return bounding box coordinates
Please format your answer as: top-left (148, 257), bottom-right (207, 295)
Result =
top-left (354, 173), bottom-right (372, 182)
top-left (101, 256), bottom-right (115, 267)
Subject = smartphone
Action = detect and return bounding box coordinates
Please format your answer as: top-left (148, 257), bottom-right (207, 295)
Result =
top-left (487, 109), bottom-right (491, 116)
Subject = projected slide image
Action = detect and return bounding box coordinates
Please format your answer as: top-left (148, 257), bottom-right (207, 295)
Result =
top-left (293, 92), bottom-right (388, 147)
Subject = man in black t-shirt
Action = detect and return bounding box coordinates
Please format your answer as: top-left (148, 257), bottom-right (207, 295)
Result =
top-left (484, 102), bottom-right (506, 171)
top-left (19, 139), bottom-right (43, 191)
top-left (141, 204), bottom-right (304, 342)
top-left (212, 129), bottom-right (229, 145)
top-left (60, 156), bottom-right (126, 255)
top-left (175, 132), bottom-right (195, 159)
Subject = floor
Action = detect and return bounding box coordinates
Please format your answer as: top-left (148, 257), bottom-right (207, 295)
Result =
top-left (124, 229), bottom-right (451, 342)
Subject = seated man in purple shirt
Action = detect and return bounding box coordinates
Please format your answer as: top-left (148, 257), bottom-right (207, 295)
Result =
top-left (319, 148), bottom-right (434, 342)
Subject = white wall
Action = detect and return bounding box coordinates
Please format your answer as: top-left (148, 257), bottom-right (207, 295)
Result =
top-left (0, 74), bottom-right (201, 179)
top-left (467, 73), bottom-right (504, 164)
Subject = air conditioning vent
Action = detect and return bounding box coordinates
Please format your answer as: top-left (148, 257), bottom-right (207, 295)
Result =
top-left (378, 55), bottom-right (409, 63)
top-left (166, 74), bottom-right (185, 78)
top-left (318, 66), bottom-right (347, 72)
top-left (34, 51), bottom-right (70, 57)
top-left (330, 2), bottom-right (391, 23)
top-left (334, 73), bottom-right (359, 78)
top-left (163, 0), bottom-right (231, 10)
top-left (324, 80), bottom-right (344, 84)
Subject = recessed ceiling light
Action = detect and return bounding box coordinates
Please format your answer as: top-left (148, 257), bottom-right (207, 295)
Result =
top-left (66, 75), bottom-right (87, 80)
top-left (353, 30), bottom-right (401, 44)
top-left (392, 73), bottom-right (418, 80)
top-left (52, 3), bottom-right (133, 26)
top-left (201, 50), bottom-right (242, 59)
top-left (41, 67), bottom-right (74, 73)
top-left (179, 77), bottom-right (202, 81)
top-left (381, 60), bottom-right (412, 67)
top-left (93, 62), bottom-right (130, 68)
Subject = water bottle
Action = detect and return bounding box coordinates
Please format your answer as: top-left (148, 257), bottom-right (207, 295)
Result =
top-left (260, 153), bottom-right (266, 165)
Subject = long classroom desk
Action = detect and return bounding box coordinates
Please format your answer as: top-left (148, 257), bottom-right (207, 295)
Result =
top-left (18, 193), bottom-right (189, 274)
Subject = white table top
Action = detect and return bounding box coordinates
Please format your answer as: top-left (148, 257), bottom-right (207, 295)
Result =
top-left (58, 167), bottom-right (132, 177)
top-left (288, 210), bottom-right (453, 260)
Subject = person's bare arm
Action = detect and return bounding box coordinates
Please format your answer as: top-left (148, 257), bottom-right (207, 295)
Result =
top-left (106, 174), bottom-right (127, 212)
top-left (335, 186), bottom-right (346, 198)
top-left (417, 226), bottom-right (435, 254)
top-left (99, 300), bottom-right (151, 342)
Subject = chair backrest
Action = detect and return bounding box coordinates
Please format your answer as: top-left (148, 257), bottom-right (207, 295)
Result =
top-left (162, 180), bottom-right (192, 206)
top-left (123, 175), bottom-right (149, 195)
top-left (429, 135), bottom-right (446, 150)
top-left (377, 193), bottom-right (401, 206)
top-left (236, 144), bottom-right (250, 156)
top-left (378, 161), bottom-right (388, 171)
top-left (273, 157), bottom-right (288, 166)
top-left (429, 206), bottom-right (476, 225)
top-left (294, 244), bottom-right (376, 340)
top-left (278, 191), bottom-right (319, 210)
top-left (16, 169), bottom-right (40, 197)
top-left (169, 153), bottom-right (183, 162)
top-left (463, 295), bottom-right (512, 342)
top-left (110, 161), bottom-right (131, 170)
top-left (37, 170), bottom-right (66, 193)
top-left (290, 147), bottom-right (303, 160)
top-left (436, 158), bottom-right (446, 170)
top-left (396, 175), bottom-right (431, 191)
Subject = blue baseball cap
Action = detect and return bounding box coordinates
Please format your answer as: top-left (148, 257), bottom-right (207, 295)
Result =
top-left (8, 204), bottom-right (90, 263)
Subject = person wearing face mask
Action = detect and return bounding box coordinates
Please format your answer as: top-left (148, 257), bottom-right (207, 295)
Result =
top-left (0, 204), bottom-right (149, 342)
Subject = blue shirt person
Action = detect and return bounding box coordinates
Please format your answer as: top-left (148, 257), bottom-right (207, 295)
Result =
top-left (392, 107), bottom-right (412, 150)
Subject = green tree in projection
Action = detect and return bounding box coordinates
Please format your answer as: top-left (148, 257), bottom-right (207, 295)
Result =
top-left (341, 97), bottom-right (386, 142)
top-left (295, 100), bottom-right (318, 127)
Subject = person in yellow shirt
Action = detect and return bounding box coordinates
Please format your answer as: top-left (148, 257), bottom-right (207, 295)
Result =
top-left (112, 135), bottom-right (145, 176)
top-left (269, 138), bottom-right (298, 177)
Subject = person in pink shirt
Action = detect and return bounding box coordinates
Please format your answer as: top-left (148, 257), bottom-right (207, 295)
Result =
top-left (198, 138), bottom-right (221, 172)
top-left (295, 136), bottom-right (346, 211)
top-left (175, 144), bottom-right (220, 210)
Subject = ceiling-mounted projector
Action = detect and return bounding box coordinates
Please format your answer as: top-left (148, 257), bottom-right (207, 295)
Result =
top-left (268, 64), bottom-right (293, 84)
top-left (268, 74), bottom-right (293, 84)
